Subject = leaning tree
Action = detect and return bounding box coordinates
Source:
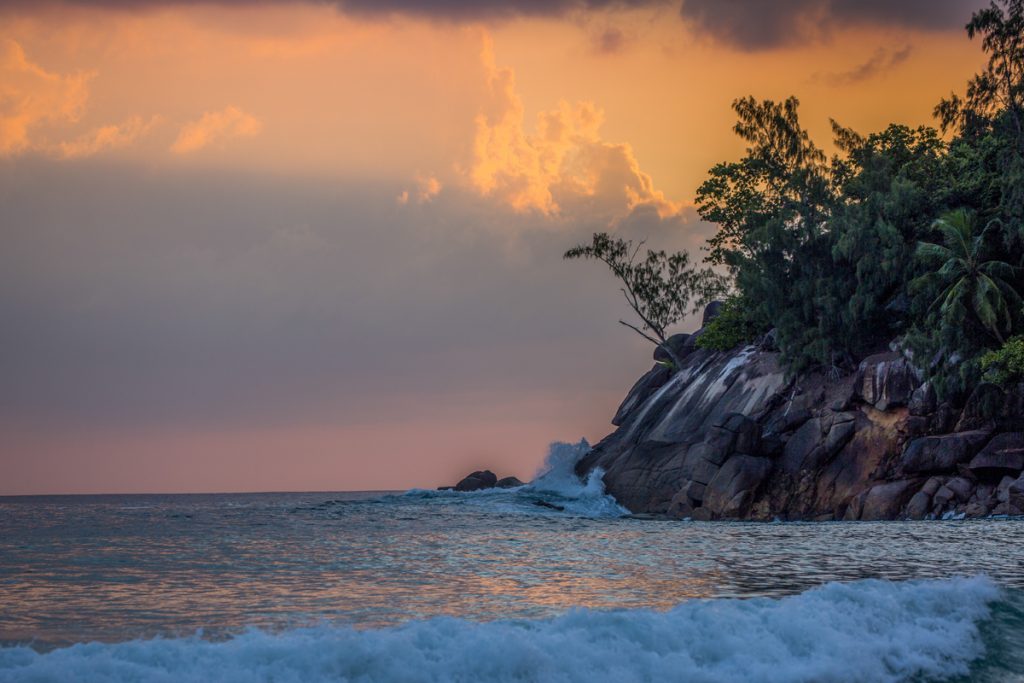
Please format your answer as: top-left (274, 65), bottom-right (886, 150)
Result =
top-left (564, 232), bottom-right (727, 369)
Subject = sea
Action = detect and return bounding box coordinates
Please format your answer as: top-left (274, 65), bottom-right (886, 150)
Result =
top-left (1, 441), bottom-right (1023, 682)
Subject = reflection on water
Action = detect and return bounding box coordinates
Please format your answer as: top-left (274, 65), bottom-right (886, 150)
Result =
top-left (1, 491), bottom-right (1023, 646)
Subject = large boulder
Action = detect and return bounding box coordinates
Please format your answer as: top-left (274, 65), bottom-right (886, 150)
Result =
top-left (905, 490), bottom-right (932, 520)
top-left (968, 433), bottom-right (1024, 478)
top-left (854, 351), bottom-right (921, 411)
top-left (653, 334), bottom-right (692, 364)
top-left (454, 470), bottom-right (498, 492)
top-left (779, 412), bottom-right (857, 473)
top-left (900, 430), bottom-right (992, 474)
top-left (702, 455), bottom-right (772, 518)
top-left (1008, 474), bottom-right (1024, 511)
top-left (860, 480), bottom-right (916, 520)
top-left (702, 301), bottom-right (724, 326)
top-left (908, 382), bottom-right (937, 417)
top-left (716, 412), bottom-right (762, 454)
top-left (612, 364), bottom-right (671, 426)
top-left (496, 476), bottom-right (525, 488)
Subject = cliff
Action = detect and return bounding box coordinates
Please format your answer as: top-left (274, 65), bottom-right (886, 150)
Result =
top-left (576, 308), bottom-right (1024, 521)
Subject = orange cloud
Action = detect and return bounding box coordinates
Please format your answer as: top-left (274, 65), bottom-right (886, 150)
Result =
top-left (56, 116), bottom-right (158, 159)
top-left (469, 34), bottom-right (679, 220)
top-left (0, 39), bottom-right (92, 156)
top-left (171, 106), bottom-right (261, 154)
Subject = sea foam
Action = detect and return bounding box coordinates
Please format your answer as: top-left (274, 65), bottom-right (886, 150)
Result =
top-left (0, 575), bottom-right (999, 683)
top-left (403, 439), bottom-right (629, 518)
top-left (523, 439), bottom-right (629, 517)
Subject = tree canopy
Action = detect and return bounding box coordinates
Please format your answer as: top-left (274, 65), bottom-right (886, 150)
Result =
top-left (567, 1), bottom-right (1024, 401)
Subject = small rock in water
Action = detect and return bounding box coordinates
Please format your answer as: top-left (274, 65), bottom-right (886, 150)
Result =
top-left (454, 470), bottom-right (498, 492)
top-left (533, 500), bottom-right (565, 511)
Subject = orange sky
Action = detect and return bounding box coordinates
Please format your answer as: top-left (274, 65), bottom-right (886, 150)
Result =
top-left (0, 0), bottom-right (990, 494)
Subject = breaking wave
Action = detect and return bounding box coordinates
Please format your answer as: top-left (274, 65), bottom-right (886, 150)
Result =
top-left (402, 439), bottom-right (629, 518)
top-left (0, 576), bottom-right (1004, 683)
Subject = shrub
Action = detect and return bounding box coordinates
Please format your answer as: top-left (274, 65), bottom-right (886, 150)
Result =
top-left (696, 296), bottom-right (762, 351)
top-left (981, 336), bottom-right (1024, 386)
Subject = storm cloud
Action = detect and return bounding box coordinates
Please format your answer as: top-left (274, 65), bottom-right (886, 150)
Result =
top-left (679, 0), bottom-right (979, 50)
top-left (2, 0), bottom-right (984, 37)
top-left (2, 0), bottom-right (665, 19)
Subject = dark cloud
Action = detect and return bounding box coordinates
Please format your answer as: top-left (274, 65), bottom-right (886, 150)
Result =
top-left (3, 0), bottom-right (984, 42)
top-left (816, 44), bottom-right (914, 86)
top-left (3, 0), bottom-right (666, 20)
top-left (679, 0), bottom-right (981, 50)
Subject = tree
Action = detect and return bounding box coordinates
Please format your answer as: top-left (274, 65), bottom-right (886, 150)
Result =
top-left (936, 0), bottom-right (1024, 240)
top-left (697, 96), bottom-right (832, 270)
top-left (912, 208), bottom-right (1021, 344)
top-left (696, 96), bottom-right (838, 371)
top-left (935, 0), bottom-right (1024, 152)
top-left (828, 124), bottom-right (952, 357)
top-left (564, 233), bottom-right (727, 369)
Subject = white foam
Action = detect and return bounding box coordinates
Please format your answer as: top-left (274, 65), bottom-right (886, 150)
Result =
top-left (523, 440), bottom-right (629, 518)
top-left (0, 576), bottom-right (999, 683)
top-left (400, 440), bottom-right (628, 518)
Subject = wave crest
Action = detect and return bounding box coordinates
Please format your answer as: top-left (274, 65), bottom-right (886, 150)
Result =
top-left (0, 576), bottom-right (1000, 683)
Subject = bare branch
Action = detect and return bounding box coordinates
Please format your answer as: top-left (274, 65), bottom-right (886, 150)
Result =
top-left (618, 319), bottom-right (663, 346)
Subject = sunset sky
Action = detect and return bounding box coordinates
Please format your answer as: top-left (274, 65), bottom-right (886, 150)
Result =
top-left (1, 0), bottom-right (989, 494)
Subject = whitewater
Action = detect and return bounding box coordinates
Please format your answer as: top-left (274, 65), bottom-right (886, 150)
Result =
top-left (2, 441), bottom-right (1023, 682)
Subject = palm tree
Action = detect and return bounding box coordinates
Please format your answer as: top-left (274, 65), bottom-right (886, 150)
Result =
top-left (913, 208), bottom-right (1021, 344)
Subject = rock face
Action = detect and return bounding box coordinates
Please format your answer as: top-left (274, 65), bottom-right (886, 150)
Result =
top-left (578, 306), bottom-right (1024, 520)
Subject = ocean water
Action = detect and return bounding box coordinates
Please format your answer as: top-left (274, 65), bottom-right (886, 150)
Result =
top-left (2, 442), bottom-right (1023, 682)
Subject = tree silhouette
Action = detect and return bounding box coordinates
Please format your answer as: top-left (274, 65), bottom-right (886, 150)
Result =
top-left (565, 233), bottom-right (727, 369)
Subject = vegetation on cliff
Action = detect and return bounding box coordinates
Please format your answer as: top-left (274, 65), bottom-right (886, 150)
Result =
top-left (569, 0), bottom-right (1024, 406)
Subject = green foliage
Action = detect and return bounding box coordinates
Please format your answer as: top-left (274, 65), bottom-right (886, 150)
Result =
top-left (695, 296), bottom-right (763, 352)
top-left (564, 233), bottom-right (728, 366)
top-left (688, 1), bottom-right (1024, 390)
top-left (981, 336), bottom-right (1024, 385)
top-left (695, 96), bottom-right (837, 371)
top-left (568, 1), bottom-right (1024, 403)
top-left (911, 209), bottom-right (1021, 345)
top-left (937, 0), bottom-right (1024, 231)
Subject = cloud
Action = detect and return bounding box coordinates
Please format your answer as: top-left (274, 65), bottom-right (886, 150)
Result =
top-left (678, 0), bottom-right (976, 50)
top-left (0, 39), bottom-right (93, 155)
top-left (2, 0), bottom-right (668, 20)
top-left (468, 36), bottom-right (679, 221)
top-left (171, 105), bottom-right (261, 154)
top-left (0, 158), bottom-right (706, 434)
top-left (56, 115), bottom-right (159, 158)
top-left (396, 173), bottom-right (442, 204)
top-left (593, 27), bottom-right (627, 54)
top-left (815, 45), bottom-right (913, 86)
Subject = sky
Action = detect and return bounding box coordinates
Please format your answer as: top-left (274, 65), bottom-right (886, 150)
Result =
top-left (0, 0), bottom-right (989, 494)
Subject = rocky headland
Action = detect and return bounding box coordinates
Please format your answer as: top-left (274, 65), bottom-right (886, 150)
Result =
top-left (574, 304), bottom-right (1024, 521)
